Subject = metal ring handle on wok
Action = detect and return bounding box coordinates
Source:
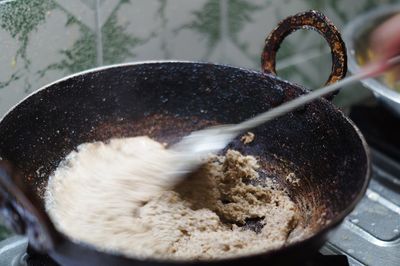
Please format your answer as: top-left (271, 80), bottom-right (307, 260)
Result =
top-left (262, 10), bottom-right (347, 99)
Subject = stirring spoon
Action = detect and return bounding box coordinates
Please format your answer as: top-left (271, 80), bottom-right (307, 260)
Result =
top-left (167, 55), bottom-right (400, 180)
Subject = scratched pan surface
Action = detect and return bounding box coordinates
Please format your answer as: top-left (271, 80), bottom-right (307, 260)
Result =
top-left (0, 11), bottom-right (369, 266)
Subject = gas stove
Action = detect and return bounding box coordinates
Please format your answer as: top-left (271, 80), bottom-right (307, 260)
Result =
top-left (0, 104), bottom-right (399, 266)
top-left (319, 104), bottom-right (400, 265)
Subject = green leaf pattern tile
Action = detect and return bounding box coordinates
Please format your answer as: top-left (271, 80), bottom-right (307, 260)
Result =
top-left (102, 1), bottom-right (143, 64)
top-left (37, 14), bottom-right (97, 76)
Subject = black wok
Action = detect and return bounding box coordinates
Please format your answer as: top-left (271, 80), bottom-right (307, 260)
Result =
top-left (0, 10), bottom-right (369, 266)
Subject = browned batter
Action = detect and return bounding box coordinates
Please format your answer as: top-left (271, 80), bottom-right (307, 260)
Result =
top-left (45, 137), bottom-right (303, 260)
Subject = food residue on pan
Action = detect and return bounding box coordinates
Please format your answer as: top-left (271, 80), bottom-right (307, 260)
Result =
top-left (285, 172), bottom-right (300, 186)
top-left (44, 136), bottom-right (305, 260)
top-left (240, 132), bottom-right (255, 144)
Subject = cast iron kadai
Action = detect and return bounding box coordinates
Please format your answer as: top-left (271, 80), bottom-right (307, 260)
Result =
top-left (0, 10), bottom-right (370, 266)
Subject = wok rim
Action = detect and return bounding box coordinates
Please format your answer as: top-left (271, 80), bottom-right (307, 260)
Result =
top-left (0, 60), bottom-right (371, 264)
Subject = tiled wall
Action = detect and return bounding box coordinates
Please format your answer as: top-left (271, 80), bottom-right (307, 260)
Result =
top-left (1, 0), bottom-right (397, 115)
top-left (0, 0), bottom-right (398, 240)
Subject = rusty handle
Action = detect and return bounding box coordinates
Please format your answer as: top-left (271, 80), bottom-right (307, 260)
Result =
top-left (261, 10), bottom-right (347, 99)
top-left (0, 160), bottom-right (60, 252)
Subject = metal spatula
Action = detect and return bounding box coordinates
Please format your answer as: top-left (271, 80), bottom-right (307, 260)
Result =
top-left (166, 55), bottom-right (400, 180)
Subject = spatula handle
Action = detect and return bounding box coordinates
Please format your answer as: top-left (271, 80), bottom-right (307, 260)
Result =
top-left (231, 55), bottom-right (400, 133)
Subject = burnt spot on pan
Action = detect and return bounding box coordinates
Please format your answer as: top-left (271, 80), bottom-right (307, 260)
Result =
top-left (241, 217), bottom-right (265, 234)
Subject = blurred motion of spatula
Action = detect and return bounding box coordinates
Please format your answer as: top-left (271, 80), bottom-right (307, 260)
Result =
top-left (164, 55), bottom-right (400, 182)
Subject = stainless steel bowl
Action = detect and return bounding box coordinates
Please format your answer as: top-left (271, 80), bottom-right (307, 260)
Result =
top-left (343, 4), bottom-right (400, 115)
